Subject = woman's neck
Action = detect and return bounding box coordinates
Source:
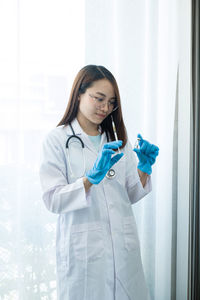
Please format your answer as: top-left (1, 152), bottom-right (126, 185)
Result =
top-left (77, 113), bottom-right (99, 136)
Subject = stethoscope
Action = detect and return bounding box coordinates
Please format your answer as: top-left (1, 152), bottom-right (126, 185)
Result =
top-left (66, 123), bottom-right (116, 179)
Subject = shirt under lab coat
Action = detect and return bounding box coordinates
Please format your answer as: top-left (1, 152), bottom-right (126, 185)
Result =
top-left (39, 118), bottom-right (152, 300)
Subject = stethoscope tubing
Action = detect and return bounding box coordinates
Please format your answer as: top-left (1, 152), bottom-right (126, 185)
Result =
top-left (66, 122), bottom-right (116, 179)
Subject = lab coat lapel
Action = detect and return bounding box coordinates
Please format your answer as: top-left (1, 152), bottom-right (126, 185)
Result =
top-left (66, 118), bottom-right (108, 155)
top-left (99, 128), bottom-right (108, 150)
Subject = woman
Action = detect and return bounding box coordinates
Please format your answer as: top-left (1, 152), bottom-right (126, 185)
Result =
top-left (39, 65), bottom-right (159, 300)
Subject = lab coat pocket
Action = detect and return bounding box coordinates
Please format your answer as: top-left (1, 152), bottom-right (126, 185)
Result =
top-left (71, 222), bottom-right (105, 262)
top-left (123, 216), bottom-right (139, 251)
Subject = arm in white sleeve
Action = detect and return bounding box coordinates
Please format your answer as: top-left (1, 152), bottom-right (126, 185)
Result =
top-left (125, 140), bottom-right (152, 204)
top-left (39, 131), bottom-right (90, 214)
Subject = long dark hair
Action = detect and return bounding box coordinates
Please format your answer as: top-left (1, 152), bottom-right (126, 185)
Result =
top-left (57, 65), bottom-right (127, 148)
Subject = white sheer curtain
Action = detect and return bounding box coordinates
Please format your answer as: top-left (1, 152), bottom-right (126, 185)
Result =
top-left (0, 1), bottom-right (190, 299)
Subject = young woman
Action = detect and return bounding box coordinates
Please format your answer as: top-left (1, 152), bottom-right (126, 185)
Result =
top-left (39, 65), bottom-right (159, 300)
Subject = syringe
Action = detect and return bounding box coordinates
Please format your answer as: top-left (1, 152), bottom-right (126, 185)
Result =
top-left (111, 114), bottom-right (121, 153)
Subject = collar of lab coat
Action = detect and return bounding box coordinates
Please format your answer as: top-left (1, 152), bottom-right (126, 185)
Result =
top-left (65, 117), bottom-right (108, 154)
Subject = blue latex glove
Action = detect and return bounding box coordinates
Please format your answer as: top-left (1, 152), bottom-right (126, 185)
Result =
top-left (85, 140), bottom-right (124, 184)
top-left (133, 134), bottom-right (159, 175)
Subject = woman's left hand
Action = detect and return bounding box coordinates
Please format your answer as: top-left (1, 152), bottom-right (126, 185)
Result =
top-left (133, 134), bottom-right (159, 175)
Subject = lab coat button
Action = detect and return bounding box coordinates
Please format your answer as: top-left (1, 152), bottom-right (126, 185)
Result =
top-left (109, 203), bottom-right (114, 209)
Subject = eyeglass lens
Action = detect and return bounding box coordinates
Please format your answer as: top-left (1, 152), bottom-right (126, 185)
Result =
top-left (89, 94), bottom-right (118, 112)
top-left (96, 99), bottom-right (118, 111)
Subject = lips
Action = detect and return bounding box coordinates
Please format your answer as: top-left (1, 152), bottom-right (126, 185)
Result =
top-left (96, 113), bottom-right (106, 118)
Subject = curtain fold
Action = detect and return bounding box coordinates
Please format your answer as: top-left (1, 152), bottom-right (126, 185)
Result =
top-left (171, 66), bottom-right (179, 300)
top-left (189, 0), bottom-right (200, 299)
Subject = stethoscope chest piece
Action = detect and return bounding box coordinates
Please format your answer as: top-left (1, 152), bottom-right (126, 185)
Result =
top-left (106, 169), bottom-right (116, 179)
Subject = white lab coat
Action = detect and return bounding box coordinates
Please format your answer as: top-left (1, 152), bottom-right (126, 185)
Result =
top-left (39, 118), bottom-right (152, 300)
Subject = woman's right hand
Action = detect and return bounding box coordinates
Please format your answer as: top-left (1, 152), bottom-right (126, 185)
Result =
top-left (85, 140), bottom-right (124, 184)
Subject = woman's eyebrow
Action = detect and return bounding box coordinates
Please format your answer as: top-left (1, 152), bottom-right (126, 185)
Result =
top-left (96, 92), bottom-right (116, 99)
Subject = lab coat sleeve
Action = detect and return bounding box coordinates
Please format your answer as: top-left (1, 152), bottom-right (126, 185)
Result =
top-left (39, 131), bottom-right (90, 214)
top-left (125, 140), bottom-right (152, 204)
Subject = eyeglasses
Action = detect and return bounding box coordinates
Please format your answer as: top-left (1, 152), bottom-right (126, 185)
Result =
top-left (89, 94), bottom-right (118, 112)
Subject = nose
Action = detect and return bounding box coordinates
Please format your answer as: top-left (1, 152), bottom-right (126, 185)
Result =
top-left (101, 102), bottom-right (109, 112)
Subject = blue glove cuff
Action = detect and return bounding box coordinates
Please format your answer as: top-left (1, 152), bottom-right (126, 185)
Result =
top-left (85, 170), bottom-right (104, 185)
top-left (137, 162), bottom-right (152, 175)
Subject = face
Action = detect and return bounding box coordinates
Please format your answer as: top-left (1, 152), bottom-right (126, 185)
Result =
top-left (77, 78), bottom-right (116, 128)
